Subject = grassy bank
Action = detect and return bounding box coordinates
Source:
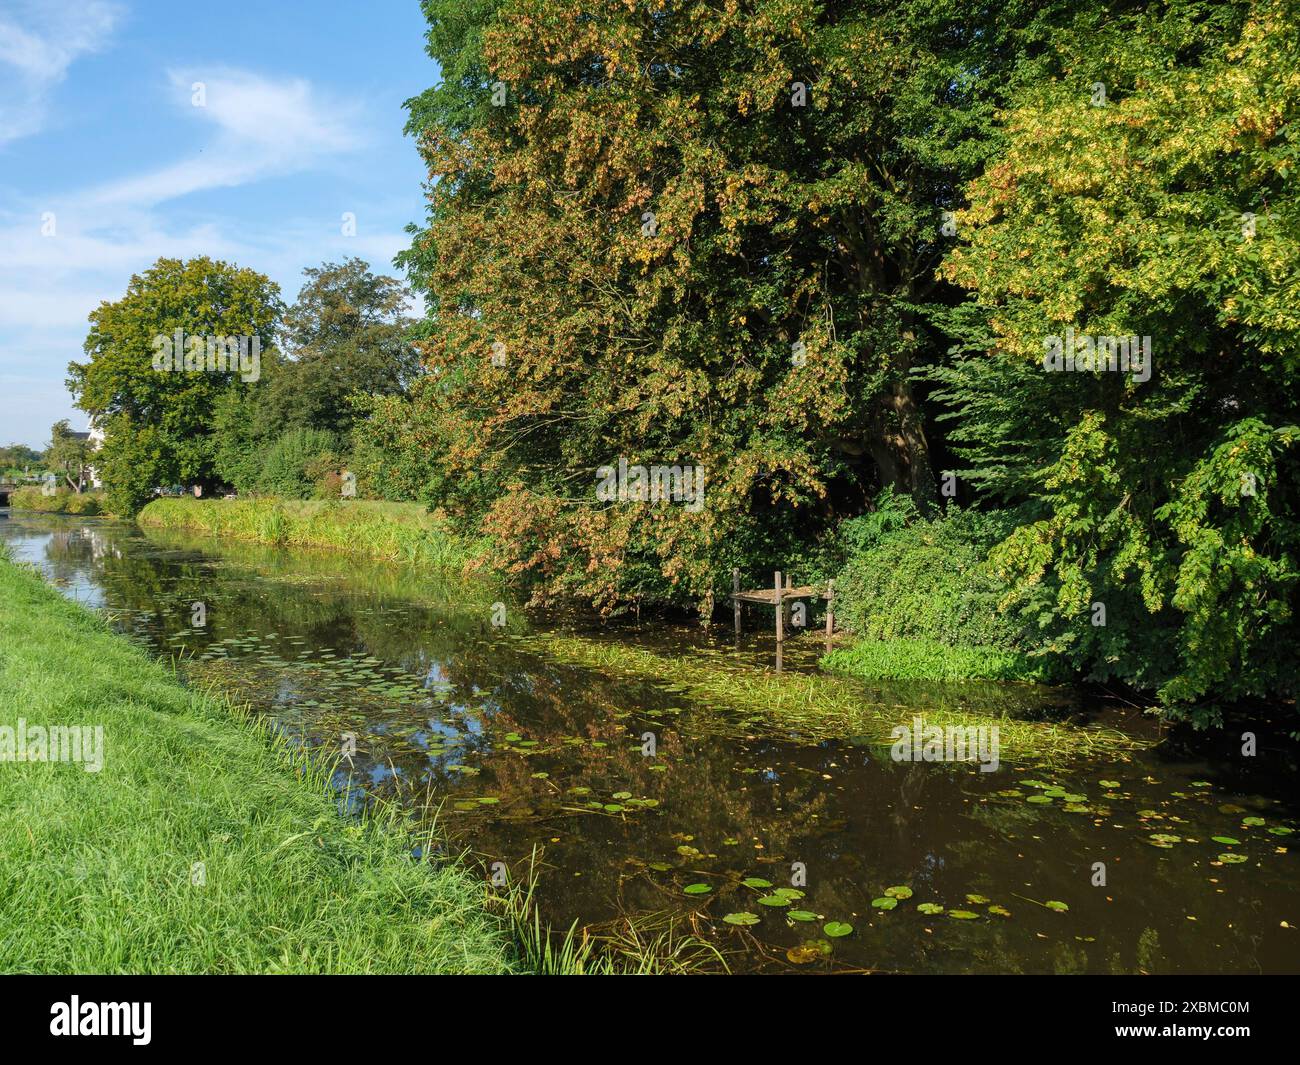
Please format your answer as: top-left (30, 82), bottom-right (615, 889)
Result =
top-left (137, 497), bottom-right (487, 576)
top-left (8, 485), bottom-right (105, 514)
top-left (0, 552), bottom-right (517, 973)
top-left (821, 638), bottom-right (1052, 683)
top-left (528, 634), bottom-right (1144, 763)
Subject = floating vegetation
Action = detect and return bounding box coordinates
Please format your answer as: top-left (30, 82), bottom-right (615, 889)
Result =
top-left (522, 634), bottom-right (1149, 763)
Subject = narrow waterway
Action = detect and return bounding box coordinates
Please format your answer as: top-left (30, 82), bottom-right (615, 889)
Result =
top-left (4, 510), bottom-right (1297, 973)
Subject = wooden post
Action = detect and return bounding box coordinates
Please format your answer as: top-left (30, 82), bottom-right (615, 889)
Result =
top-left (775, 570), bottom-right (783, 644)
top-left (733, 567), bottom-right (741, 636)
top-left (825, 579), bottom-right (835, 637)
top-left (784, 572), bottom-right (793, 631)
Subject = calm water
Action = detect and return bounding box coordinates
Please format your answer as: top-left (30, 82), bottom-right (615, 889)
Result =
top-left (4, 510), bottom-right (1298, 973)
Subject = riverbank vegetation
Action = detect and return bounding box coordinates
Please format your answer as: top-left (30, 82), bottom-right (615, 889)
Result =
top-left (137, 497), bottom-right (488, 576)
top-left (8, 486), bottom-right (105, 515)
top-left (64, 0), bottom-right (1299, 728)
top-left (0, 552), bottom-right (517, 974)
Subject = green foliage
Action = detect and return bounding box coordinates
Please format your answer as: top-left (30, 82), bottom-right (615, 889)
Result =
top-left (255, 428), bottom-right (341, 500)
top-left (136, 498), bottom-right (488, 576)
top-left (834, 503), bottom-right (1031, 653)
top-left (389, 0), bottom-right (1078, 612)
top-left (44, 420), bottom-right (94, 492)
top-left (936, 0), bottom-right (1300, 718)
top-left (263, 258), bottom-right (416, 437)
top-left (8, 486), bottom-right (104, 515)
top-left (67, 256), bottom-right (283, 514)
top-left (822, 638), bottom-right (1047, 683)
top-left (0, 442), bottom-right (43, 473)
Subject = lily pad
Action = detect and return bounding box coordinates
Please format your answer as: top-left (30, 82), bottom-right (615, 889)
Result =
top-left (871, 897), bottom-right (898, 911)
top-left (1099, 780), bottom-right (1121, 789)
top-left (1218, 853), bottom-right (1248, 864)
top-left (786, 940), bottom-right (832, 964)
top-left (948, 910), bottom-right (980, 920)
top-left (1044, 900), bottom-right (1069, 912)
top-left (1211, 836), bottom-right (1241, 845)
top-left (722, 912), bottom-right (759, 926)
top-left (742, 877), bottom-right (773, 889)
top-left (683, 883), bottom-right (712, 895)
top-left (917, 902), bottom-right (945, 915)
top-left (758, 895), bottom-right (791, 907)
top-left (823, 921), bottom-right (854, 937)
top-left (965, 893), bottom-right (990, 905)
top-left (884, 885), bottom-right (913, 899)
top-left (988, 905), bottom-right (1012, 917)
top-left (786, 910), bottom-right (818, 922)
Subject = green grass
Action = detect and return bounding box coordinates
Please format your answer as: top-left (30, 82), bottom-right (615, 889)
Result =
top-left (528, 634), bottom-right (1145, 763)
top-left (0, 552), bottom-right (518, 973)
top-left (8, 485), bottom-right (105, 514)
top-left (821, 637), bottom-right (1050, 683)
top-left (137, 497), bottom-right (487, 576)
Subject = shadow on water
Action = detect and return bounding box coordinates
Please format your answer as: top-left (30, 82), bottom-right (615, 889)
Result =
top-left (4, 510), bottom-right (1298, 973)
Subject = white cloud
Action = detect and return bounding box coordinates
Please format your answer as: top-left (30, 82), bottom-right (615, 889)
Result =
top-left (0, 0), bottom-right (122, 145)
top-left (87, 69), bottom-right (365, 207)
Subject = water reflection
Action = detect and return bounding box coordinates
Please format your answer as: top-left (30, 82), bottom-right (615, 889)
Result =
top-left (3, 510), bottom-right (1297, 973)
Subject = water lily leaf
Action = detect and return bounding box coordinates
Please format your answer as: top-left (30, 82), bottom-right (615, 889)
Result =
top-left (823, 921), bottom-right (854, 937)
top-left (742, 877), bottom-right (773, 889)
top-left (1242, 816), bottom-right (1266, 827)
top-left (773, 887), bottom-right (805, 900)
top-left (965, 893), bottom-right (990, 905)
top-left (612, 791), bottom-right (632, 800)
top-left (870, 897), bottom-right (897, 911)
top-left (1026, 795), bottom-right (1053, 804)
top-left (948, 910), bottom-right (980, 920)
top-left (917, 903), bottom-right (945, 915)
top-left (786, 940), bottom-right (832, 964)
top-left (1100, 780), bottom-right (1121, 789)
top-left (1211, 836), bottom-right (1241, 845)
top-left (884, 885), bottom-right (913, 899)
top-left (1269, 826), bottom-right (1294, 836)
top-left (1044, 900), bottom-right (1069, 912)
top-left (988, 905), bottom-right (1012, 917)
top-left (683, 883), bottom-right (712, 895)
top-left (758, 895), bottom-right (791, 907)
top-left (786, 910), bottom-right (818, 922)
top-left (1218, 853), bottom-right (1248, 864)
top-left (723, 912), bottom-right (759, 926)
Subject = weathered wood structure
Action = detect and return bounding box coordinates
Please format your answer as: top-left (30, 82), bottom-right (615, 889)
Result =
top-left (731, 568), bottom-right (834, 643)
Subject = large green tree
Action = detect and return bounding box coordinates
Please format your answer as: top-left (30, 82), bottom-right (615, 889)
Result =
top-left (385, 0), bottom-right (1071, 611)
top-left (213, 259), bottom-right (416, 496)
top-left (935, 0), bottom-right (1299, 716)
top-left (68, 256), bottom-right (283, 515)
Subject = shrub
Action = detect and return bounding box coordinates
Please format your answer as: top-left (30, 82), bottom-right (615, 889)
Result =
top-left (833, 504), bottom-right (1032, 653)
top-left (8, 486), bottom-right (104, 515)
top-left (256, 428), bottom-right (341, 499)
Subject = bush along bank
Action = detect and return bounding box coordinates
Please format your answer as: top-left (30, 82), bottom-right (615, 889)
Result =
top-left (819, 497), bottom-right (1062, 684)
top-left (7, 485), bottom-right (105, 514)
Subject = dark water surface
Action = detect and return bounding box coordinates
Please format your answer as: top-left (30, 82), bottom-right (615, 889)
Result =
top-left (4, 511), bottom-right (1297, 973)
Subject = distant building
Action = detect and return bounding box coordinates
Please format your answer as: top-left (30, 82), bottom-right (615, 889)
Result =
top-left (84, 421), bottom-right (105, 489)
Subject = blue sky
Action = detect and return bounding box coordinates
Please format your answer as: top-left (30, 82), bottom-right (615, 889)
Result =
top-left (0, 0), bottom-right (439, 447)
